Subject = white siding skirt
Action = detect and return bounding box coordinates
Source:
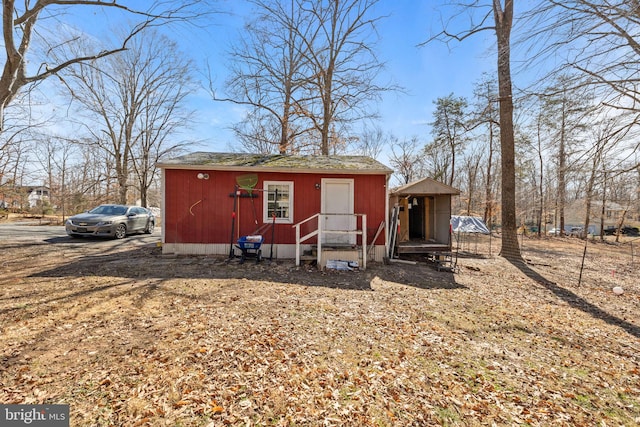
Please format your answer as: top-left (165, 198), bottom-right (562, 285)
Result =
top-left (161, 243), bottom-right (387, 263)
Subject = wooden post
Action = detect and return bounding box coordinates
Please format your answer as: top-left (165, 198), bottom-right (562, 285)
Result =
top-left (578, 238), bottom-right (588, 286)
top-left (228, 185), bottom-right (239, 259)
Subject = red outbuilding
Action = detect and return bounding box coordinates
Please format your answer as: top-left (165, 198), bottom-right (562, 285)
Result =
top-left (158, 152), bottom-right (392, 269)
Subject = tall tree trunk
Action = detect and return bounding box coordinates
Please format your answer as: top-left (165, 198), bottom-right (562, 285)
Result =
top-left (114, 148), bottom-right (129, 205)
top-left (494, 0), bottom-right (521, 260)
top-left (280, 82), bottom-right (293, 154)
top-left (484, 116), bottom-right (494, 229)
top-left (583, 173), bottom-right (594, 240)
top-left (558, 104), bottom-right (567, 236)
top-left (117, 165), bottom-right (128, 205)
top-left (536, 118), bottom-right (544, 236)
top-left (599, 170), bottom-right (606, 241)
top-left (584, 139), bottom-right (604, 240)
top-left (448, 124), bottom-right (456, 187)
top-left (321, 114), bottom-right (330, 155)
top-left (615, 210), bottom-right (627, 243)
top-left (320, 73), bottom-right (332, 155)
top-left (280, 115), bottom-right (290, 155)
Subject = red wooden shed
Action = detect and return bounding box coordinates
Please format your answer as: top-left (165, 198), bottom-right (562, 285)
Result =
top-left (158, 152), bottom-right (393, 268)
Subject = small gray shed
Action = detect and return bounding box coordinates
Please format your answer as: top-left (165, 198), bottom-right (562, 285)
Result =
top-left (389, 177), bottom-right (460, 254)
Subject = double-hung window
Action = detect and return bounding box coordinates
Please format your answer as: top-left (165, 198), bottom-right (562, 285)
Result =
top-left (263, 181), bottom-right (293, 224)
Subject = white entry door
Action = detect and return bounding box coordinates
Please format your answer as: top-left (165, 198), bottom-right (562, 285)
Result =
top-left (321, 178), bottom-right (355, 244)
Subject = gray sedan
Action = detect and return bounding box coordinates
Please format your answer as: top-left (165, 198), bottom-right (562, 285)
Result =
top-left (65, 204), bottom-right (155, 239)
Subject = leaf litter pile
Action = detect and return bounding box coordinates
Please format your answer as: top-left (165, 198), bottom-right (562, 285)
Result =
top-left (1, 234), bottom-right (639, 426)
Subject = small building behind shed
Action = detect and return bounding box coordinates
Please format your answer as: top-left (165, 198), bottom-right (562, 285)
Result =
top-left (389, 177), bottom-right (460, 255)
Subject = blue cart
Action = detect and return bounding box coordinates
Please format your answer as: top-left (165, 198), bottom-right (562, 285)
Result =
top-left (235, 235), bottom-right (264, 264)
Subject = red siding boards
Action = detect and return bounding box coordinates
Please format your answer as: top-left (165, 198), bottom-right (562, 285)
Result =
top-left (164, 169), bottom-right (387, 245)
top-left (355, 174), bottom-right (387, 245)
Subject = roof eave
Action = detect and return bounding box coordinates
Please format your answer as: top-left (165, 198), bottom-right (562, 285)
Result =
top-left (158, 163), bottom-right (393, 175)
top-left (390, 176), bottom-right (460, 195)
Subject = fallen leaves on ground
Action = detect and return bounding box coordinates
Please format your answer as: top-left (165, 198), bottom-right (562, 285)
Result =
top-left (0, 235), bottom-right (638, 426)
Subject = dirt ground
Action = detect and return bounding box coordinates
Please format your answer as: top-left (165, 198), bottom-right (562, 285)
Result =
top-left (0, 229), bottom-right (639, 426)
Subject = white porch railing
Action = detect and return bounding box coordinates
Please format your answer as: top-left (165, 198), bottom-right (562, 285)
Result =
top-left (293, 213), bottom-right (367, 270)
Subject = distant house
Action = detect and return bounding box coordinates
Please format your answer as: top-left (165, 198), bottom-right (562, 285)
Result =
top-left (389, 177), bottom-right (460, 255)
top-left (25, 186), bottom-right (50, 208)
top-left (158, 152), bottom-right (393, 268)
top-left (564, 199), bottom-right (638, 234)
top-left (0, 185), bottom-right (50, 210)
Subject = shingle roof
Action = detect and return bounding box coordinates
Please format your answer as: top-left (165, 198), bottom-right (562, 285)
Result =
top-left (158, 152), bottom-right (392, 174)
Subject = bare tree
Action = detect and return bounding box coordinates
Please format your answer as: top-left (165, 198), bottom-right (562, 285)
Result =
top-left (0, 112), bottom-right (30, 188)
top-left (125, 34), bottom-right (196, 207)
top-left (60, 30), bottom-right (195, 206)
top-left (538, 75), bottom-right (593, 236)
top-left (528, 103), bottom-right (546, 236)
top-left (297, 0), bottom-right (390, 155)
top-left (216, 0), bottom-right (312, 154)
top-left (422, 139), bottom-right (452, 184)
top-left (470, 74), bottom-right (500, 229)
top-left (522, 1), bottom-right (640, 117)
top-left (33, 137), bottom-right (56, 207)
top-left (582, 116), bottom-right (630, 239)
top-left (33, 136), bottom-right (77, 218)
top-left (0, 139), bottom-right (30, 209)
top-left (388, 136), bottom-right (423, 185)
top-left (460, 147), bottom-right (483, 215)
top-left (231, 110), bottom-right (285, 154)
top-left (514, 142), bottom-right (538, 230)
top-left (492, 0), bottom-right (520, 259)
top-left (65, 140), bottom-right (112, 212)
top-left (216, 0), bottom-right (391, 155)
top-left (426, 0), bottom-right (521, 260)
top-left (519, 1), bottom-right (640, 190)
top-left (0, 1), bottom-right (206, 137)
top-left (352, 124), bottom-right (389, 159)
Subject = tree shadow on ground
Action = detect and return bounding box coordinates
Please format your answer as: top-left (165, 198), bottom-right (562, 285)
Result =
top-left (507, 258), bottom-right (640, 339)
top-left (43, 234), bottom-right (154, 248)
top-left (364, 264), bottom-right (466, 291)
top-left (0, 278), bottom-right (141, 316)
top-left (29, 245), bottom-right (465, 291)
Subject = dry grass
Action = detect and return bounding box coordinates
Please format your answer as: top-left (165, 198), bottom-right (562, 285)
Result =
top-left (1, 234), bottom-right (639, 426)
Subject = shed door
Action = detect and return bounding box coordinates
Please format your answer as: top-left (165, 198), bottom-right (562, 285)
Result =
top-left (321, 178), bottom-right (355, 244)
top-left (409, 196), bottom-right (425, 239)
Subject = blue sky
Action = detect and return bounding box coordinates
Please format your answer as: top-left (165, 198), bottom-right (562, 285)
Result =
top-left (175, 0), bottom-right (498, 153)
top-left (41, 1), bottom-right (498, 156)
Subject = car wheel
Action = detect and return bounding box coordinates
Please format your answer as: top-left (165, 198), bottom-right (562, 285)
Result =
top-left (114, 224), bottom-right (127, 239)
top-left (145, 221), bottom-right (155, 234)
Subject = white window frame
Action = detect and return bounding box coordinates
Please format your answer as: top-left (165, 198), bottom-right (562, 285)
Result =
top-left (263, 181), bottom-right (294, 224)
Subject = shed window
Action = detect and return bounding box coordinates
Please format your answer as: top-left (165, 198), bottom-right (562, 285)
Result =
top-left (264, 181), bottom-right (293, 224)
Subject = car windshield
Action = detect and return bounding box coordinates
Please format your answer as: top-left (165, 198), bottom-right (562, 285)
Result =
top-left (89, 205), bottom-right (127, 215)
